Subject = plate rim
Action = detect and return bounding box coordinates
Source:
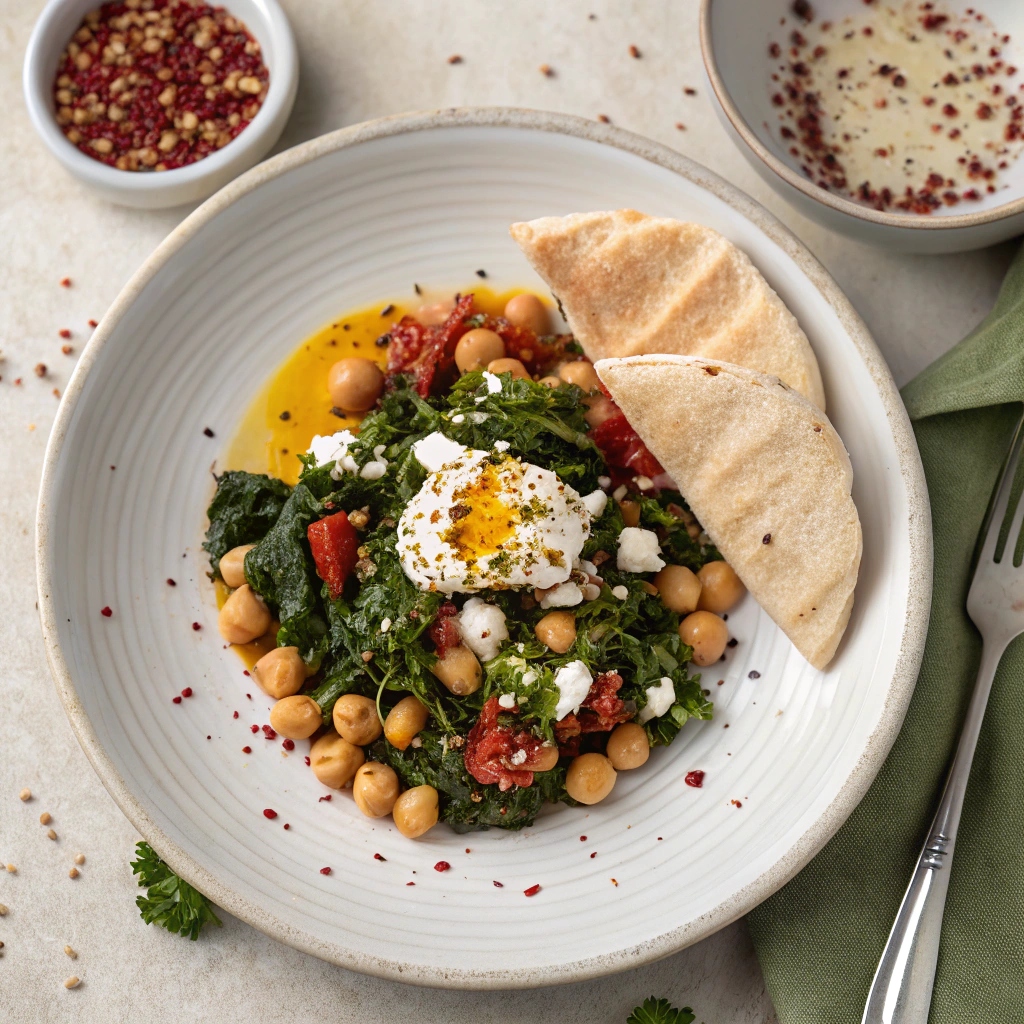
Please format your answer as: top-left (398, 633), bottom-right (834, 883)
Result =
top-left (34, 106), bottom-right (933, 989)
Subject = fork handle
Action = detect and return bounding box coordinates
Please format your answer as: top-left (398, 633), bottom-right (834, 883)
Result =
top-left (861, 638), bottom-right (1007, 1024)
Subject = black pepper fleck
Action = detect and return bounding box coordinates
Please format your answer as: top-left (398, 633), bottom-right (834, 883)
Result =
top-left (380, 304), bottom-right (395, 317)
top-left (763, 533), bottom-right (772, 544)
top-left (203, 427), bottom-right (215, 438)
top-left (279, 411), bottom-right (291, 421)
top-left (749, 670), bottom-right (761, 679)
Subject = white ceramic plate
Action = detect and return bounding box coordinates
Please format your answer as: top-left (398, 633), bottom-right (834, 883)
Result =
top-left (36, 109), bottom-right (931, 989)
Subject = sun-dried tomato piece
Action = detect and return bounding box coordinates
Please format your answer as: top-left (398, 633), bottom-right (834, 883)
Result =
top-left (464, 697), bottom-right (545, 792)
top-left (473, 315), bottom-right (569, 376)
top-left (428, 601), bottom-right (461, 659)
top-left (590, 412), bottom-right (664, 484)
top-left (386, 294), bottom-right (475, 396)
top-left (553, 672), bottom-right (630, 755)
top-left (307, 510), bottom-right (359, 599)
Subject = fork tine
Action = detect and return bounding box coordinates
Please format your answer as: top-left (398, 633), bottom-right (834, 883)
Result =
top-left (975, 411), bottom-right (1024, 568)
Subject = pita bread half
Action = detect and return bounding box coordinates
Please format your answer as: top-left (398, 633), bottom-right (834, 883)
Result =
top-left (510, 210), bottom-right (826, 410)
top-left (595, 354), bottom-right (860, 670)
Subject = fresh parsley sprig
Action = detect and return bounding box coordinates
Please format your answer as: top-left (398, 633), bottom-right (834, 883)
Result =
top-left (130, 842), bottom-right (222, 940)
top-left (626, 997), bottom-right (697, 1024)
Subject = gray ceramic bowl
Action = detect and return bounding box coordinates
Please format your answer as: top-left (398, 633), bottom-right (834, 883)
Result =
top-left (701, 0), bottom-right (1024, 252)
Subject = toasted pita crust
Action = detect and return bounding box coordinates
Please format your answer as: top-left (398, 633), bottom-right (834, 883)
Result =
top-left (510, 210), bottom-right (826, 410)
top-left (595, 354), bottom-right (860, 670)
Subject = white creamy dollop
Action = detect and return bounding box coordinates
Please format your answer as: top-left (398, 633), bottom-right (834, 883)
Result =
top-left (456, 597), bottom-right (508, 663)
top-left (553, 660), bottom-right (594, 722)
top-left (397, 432), bottom-right (592, 595)
top-left (616, 527), bottom-right (666, 573)
top-left (638, 676), bottom-right (676, 723)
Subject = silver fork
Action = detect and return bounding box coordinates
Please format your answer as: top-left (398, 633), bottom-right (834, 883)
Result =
top-left (862, 412), bottom-right (1024, 1024)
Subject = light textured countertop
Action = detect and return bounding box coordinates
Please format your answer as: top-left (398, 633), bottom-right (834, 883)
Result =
top-left (0, 1), bottom-right (1015, 1021)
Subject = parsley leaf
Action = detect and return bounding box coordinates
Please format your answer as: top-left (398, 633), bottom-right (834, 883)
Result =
top-left (626, 997), bottom-right (696, 1024)
top-left (130, 842), bottom-right (222, 941)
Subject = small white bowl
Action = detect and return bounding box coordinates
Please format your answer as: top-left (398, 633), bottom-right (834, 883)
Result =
top-left (701, 0), bottom-right (1024, 253)
top-left (23, 0), bottom-right (298, 209)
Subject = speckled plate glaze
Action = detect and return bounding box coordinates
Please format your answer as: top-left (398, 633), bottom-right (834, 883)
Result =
top-left (35, 109), bottom-right (931, 988)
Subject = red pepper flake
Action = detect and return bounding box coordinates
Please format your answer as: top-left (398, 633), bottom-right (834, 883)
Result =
top-left (304, 756), bottom-right (311, 766)
top-left (242, 745), bottom-right (251, 753)
top-left (434, 861), bottom-right (451, 873)
top-left (769, 42), bottom-right (781, 58)
top-left (60, 277), bottom-right (72, 288)
top-left (447, 54), bottom-right (463, 64)
top-left (684, 86), bottom-right (697, 95)
top-left (675, 122), bottom-right (686, 131)
top-left (100, 606), bottom-right (112, 617)
top-left (283, 823), bottom-right (290, 830)
top-left (590, 852), bottom-right (597, 859)
top-left (282, 738), bottom-right (294, 751)
top-left (406, 881), bottom-right (415, 886)
top-left (539, 64), bottom-right (554, 77)
top-left (59, 329), bottom-right (71, 339)
top-left (731, 799), bottom-right (743, 808)
top-left (597, 113), bottom-right (611, 123)
top-left (172, 695), bottom-right (182, 704)
top-left (318, 795), bottom-right (332, 802)
top-left (373, 852), bottom-right (386, 861)
top-left (88, 319), bottom-right (98, 328)
top-left (61, 345), bottom-right (74, 356)
top-left (166, 578), bottom-right (176, 586)
top-left (181, 687), bottom-right (193, 698)
top-left (629, 44), bottom-right (641, 58)
top-left (523, 883), bottom-right (542, 897)
top-left (685, 770), bottom-right (705, 788)
top-left (580, 835), bottom-right (587, 842)
top-left (493, 880), bottom-right (504, 888)
top-left (250, 724), bottom-right (259, 733)
top-left (319, 866), bottom-right (332, 875)
top-left (263, 809), bottom-right (278, 819)
top-left (262, 725), bottom-right (276, 740)
top-left (191, 622), bottom-right (202, 631)
top-left (232, 711), bottom-right (239, 719)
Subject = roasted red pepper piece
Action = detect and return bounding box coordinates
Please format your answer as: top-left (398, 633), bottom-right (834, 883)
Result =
top-left (307, 510), bottom-right (359, 600)
top-left (464, 697), bottom-right (546, 792)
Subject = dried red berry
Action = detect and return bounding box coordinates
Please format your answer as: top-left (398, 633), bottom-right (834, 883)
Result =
top-left (191, 622), bottom-right (202, 631)
top-left (262, 725), bottom-right (277, 740)
top-left (232, 711), bottom-right (239, 719)
top-left (172, 696), bottom-right (182, 704)
top-left (685, 770), bottom-right (706, 788)
top-left (242, 746), bottom-right (251, 754)
top-left (434, 861), bottom-right (451, 872)
top-left (181, 687), bottom-right (193, 698)
top-left (319, 866), bottom-right (332, 875)
top-left (100, 606), bottom-right (112, 617)
top-left (282, 738), bottom-right (295, 751)
top-left (263, 809), bottom-right (277, 819)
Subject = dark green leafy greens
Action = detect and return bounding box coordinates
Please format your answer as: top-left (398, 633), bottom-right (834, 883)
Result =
top-left (130, 841), bottom-right (222, 941)
top-left (202, 471), bottom-right (291, 575)
top-left (626, 998), bottom-right (696, 1024)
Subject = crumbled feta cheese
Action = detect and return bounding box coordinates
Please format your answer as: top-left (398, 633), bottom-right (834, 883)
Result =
top-left (540, 581), bottom-right (584, 608)
top-left (307, 430), bottom-right (361, 479)
top-left (617, 527), bottom-right (666, 573)
top-left (380, 617), bottom-right (392, 633)
top-left (613, 484), bottom-right (628, 502)
top-left (468, 412), bottom-right (489, 424)
top-left (611, 585), bottom-right (628, 600)
top-left (456, 597), bottom-right (508, 662)
top-left (583, 583), bottom-right (602, 602)
top-left (494, 440), bottom-right (510, 452)
top-left (410, 735), bottom-right (422, 748)
top-left (373, 445), bottom-right (386, 457)
top-left (516, 642), bottom-right (525, 653)
top-left (509, 748), bottom-right (527, 765)
top-left (581, 489), bottom-right (608, 519)
top-left (483, 371), bottom-right (503, 394)
top-left (413, 432), bottom-right (468, 473)
top-left (580, 559), bottom-right (598, 576)
top-left (498, 693), bottom-right (517, 710)
top-left (451, 413), bottom-right (466, 424)
top-left (633, 475), bottom-right (654, 490)
top-left (553, 661), bottom-right (594, 721)
top-left (598, 475), bottom-right (612, 489)
top-left (521, 669), bottom-right (539, 686)
top-left (638, 676), bottom-right (675, 723)
top-left (359, 459), bottom-right (388, 480)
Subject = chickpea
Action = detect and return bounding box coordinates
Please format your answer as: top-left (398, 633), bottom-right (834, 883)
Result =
top-left (618, 499), bottom-right (641, 528)
top-left (558, 360), bottom-right (600, 393)
top-left (218, 584), bottom-right (271, 644)
top-left (487, 357), bottom-right (530, 380)
top-left (432, 645), bottom-right (482, 695)
top-left (655, 564), bottom-right (702, 615)
top-left (416, 301), bottom-right (452, 326)
top-left (454, 328), bottom-right (505, 373)
top-left (219, 543), bottom-right (254, 588)
top-left (584, 394), bottom-right (619, 428)
top-left (504, 293), bottom-right (550, 334)
top-left (352, 762), bottom-right (400, 818)
top-left (534, 610), bottom-right (576, 654)
top-left (310, 732), bottom-right (365, 789)
top-left (697, 561), bottom-right (746, 614)
top-left (333, 693), bottom-right (382, 746)
top-left (384, 695), bottom-right (429, 750)
top-left (538, 375), bottom-right (563, 388)
top-left (565, 753), bottom-right (617, 805)
top-left (605, 723), bottom-right (650, 770)
top-left (522, 742), bottom-right (560, 772)
top-left (327, 357), bottom-right (384, 412)
top-left (253, 645), bottom-right (305, 699)
top-left (392, 785), bottom-right (439, 839)
top-left (679, 610), bottom-right (729, 666)
top-left (269, 695), bottom-right (322, 740)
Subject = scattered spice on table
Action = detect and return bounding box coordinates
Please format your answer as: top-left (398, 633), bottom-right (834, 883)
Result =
top-left (539, 64), bottom-right (554, 77)
top-left (19, 788), bottom-right (31, 802)
top-left (685, 770), bottom-right (705, 788)
top-left (262, 808), bottom-right (277, 819)
top-left (39, 812), bottom-right (51, 825)
top-left (434, 860), bottom-right (450, 872)
top-left (447, 54), bottom-right (463, 64)
top-left (59, 329), bottom-right (71, 339)
top-left (319, 866), bottom-right (332, 875)
top-left (629, 45), bottom-right (641, 59)
top-left (54, 0), bottom-right (269, 173)
top-left (523, 883), bottom-right (541, 896)
top-left (61, 344), bottom-right (74, 355)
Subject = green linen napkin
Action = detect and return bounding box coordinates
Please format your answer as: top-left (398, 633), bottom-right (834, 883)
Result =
top-left (747, 245), bottom-right (1024, 1023)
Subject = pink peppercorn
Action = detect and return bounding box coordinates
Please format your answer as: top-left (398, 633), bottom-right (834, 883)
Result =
top-left (181, 687), bottom-right (192, 698)
top-left (434, 861), bottom-right (451, 873)
top-left (263, 809), bottom-right (277, 819)
top-left (282, 738), bottom-right (294, 751)
top-left (524, 884), bottom-right (541, 897)
top-left (100, 606), bottom-right (112, 617)
top-left (242, 746), bottom-right (251, 753)
top-left (172, 696), bottom-right (182, 704)
top-left (320, 867), bottom-right (332, 875)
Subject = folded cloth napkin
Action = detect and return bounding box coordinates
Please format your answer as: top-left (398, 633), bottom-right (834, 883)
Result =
top-left (747, 245), bottom-right (1024, 1023)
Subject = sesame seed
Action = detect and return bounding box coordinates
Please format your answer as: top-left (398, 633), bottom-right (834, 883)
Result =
top-left (19, 788), bottom-right (31, 801)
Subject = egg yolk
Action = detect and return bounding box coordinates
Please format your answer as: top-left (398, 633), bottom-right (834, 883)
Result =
top-left (441, 462), bottom-right (520, 568)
